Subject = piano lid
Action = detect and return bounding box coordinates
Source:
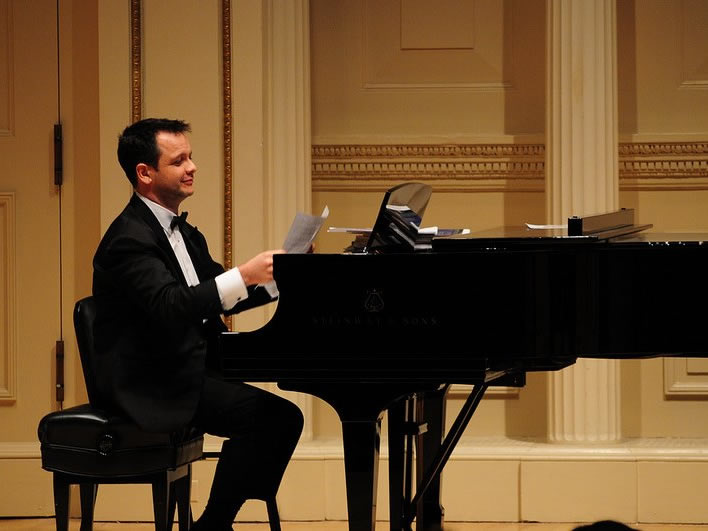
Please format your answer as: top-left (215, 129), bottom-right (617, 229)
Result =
top-left (432, 208), bottom-right (654, 251)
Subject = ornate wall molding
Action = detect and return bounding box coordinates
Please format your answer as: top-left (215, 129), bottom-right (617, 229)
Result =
top-left (221, 0), bottom-right (233, 330)
top-left (130, 0), bottom-right (141, 123)
top-left (664, 357), bottom-right (708, 397)
top-left (0, 0), bottom-right (14, 136)
top-left (312, 141), bottom-right (708, 192)
top-left (312, 143), bottom-right (545, 192)
top-left (222, 0), bottom-right (232, 272)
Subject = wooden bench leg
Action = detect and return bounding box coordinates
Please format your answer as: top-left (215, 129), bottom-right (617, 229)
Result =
top-left (52, 474), bottom-right (71, 531)
top-left (152, 474), bottom-right (170, 531)
top-left (175, 465), bottom-right (193, 531)
top-left (79, 483), bottom-right (97, 531)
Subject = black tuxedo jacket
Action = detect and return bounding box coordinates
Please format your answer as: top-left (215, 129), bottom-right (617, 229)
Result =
top-left (92, 194), bottom-right (273, 432)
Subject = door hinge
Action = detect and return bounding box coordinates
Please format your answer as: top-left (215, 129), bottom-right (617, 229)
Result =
top-left (53, 123), bottom-right (63, 186)
top-left (56, 339), bottom-right (64, 403)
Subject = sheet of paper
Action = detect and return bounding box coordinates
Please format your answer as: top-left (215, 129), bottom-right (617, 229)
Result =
top-left (525, 223), bottom-right (568, 230)
top-left (327, 227), bottom-right (372, 234)
top-left (262, 206), bottom-right (329, 297)
top-left (282, 206), bottom-right (330, 253)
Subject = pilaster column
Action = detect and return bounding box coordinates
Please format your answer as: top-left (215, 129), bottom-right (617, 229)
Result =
top-left (545, 0), bottom-right (621, 442)
top-left (262, 0), bottom-right (314, 440)
top-left (265, 0), bottom-right (312, 245)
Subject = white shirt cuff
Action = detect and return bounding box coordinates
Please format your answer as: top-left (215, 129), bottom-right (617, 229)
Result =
top-left (214, 267), bottom-right (249, 311)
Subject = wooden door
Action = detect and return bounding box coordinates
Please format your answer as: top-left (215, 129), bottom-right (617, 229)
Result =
top-left (0, 0), bottom-right (61, 515)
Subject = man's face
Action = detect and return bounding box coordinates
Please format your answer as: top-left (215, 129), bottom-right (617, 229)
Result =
top-left (146, 131), bottom-right (197, 212)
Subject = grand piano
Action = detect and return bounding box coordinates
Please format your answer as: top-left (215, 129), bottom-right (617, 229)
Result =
top-left (219, 183), bottom-right (708, 531)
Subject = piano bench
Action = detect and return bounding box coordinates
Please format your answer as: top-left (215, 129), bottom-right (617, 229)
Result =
top-left (38, 403), bottom-right (203, 531)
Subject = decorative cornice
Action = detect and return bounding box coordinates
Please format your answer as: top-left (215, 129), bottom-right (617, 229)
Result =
top-left (619, 142), bottom-right (708, 156)
top-left (312, 143), bottom-right (546, 192)
top-left (313, 144), bottom-right (545, 158)
top-left (619, 141), bottom-right (708, 189)
top-left (312, 141), bottom-right (708, 192)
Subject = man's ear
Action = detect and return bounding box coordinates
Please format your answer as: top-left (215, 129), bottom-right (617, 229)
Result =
top-left (135, 163), bottom-right (152, 186)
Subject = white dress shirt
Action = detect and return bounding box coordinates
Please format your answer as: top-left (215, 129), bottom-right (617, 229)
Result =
top-left (136, 193), bottom-right (248, 310)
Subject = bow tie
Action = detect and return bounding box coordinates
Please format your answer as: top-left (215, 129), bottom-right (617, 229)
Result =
top-left (170, 211), bottom-right (188, 230)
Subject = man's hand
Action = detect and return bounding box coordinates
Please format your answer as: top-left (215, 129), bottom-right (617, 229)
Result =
top-left (238, 249), bottom-right (285, 286)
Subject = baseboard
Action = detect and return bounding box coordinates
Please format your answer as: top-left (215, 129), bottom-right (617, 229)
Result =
top-left (0, 444), bottom-right (53, 517)
top-left (3, 437), bottom-right (708, 523)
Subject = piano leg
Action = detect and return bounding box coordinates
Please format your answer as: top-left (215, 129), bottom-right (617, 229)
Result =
top-left (277, 382), bottom-right (439, 531)
top-left (388, 395), bottom-right (421, 531)
top-left (415, 386), bottom-right (448, 531)
top-left (341, 416), bottom-right (383, 531)
top-left (404, 384), bottom-right (488, 530)
top-left (388, 399), bottom-right (406, 531)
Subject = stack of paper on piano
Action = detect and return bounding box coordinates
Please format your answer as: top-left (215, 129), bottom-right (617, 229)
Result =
top-left (413, 226), bottom-right (470, 250)
top-left (328, 225), bottom-right (469, 252)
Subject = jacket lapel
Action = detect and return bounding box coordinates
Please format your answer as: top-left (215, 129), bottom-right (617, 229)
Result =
top-left (127, 194), bottom-right (189, 286)
top-left (180, 223), bottom-right (211, 282)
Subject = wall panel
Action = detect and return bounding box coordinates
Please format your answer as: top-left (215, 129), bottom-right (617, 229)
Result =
top-left (311, 0), bottom-right (545, 141)
top-left (0, 193), bottom-right (16, 403)
top-left (0, 0), bottom-right (12, 135)
top-left (618, 0), bottom-right (708, 134)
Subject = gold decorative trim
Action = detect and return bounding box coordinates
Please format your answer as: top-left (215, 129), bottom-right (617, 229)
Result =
top-left (313, 144), bottom-right (545, 158)
top-left (130, 0), bottom-right (141, 123)
top-left (222, 0), bottom-right (233, 330)
top-left (312, 141), bottom-right (708, 192)
top-left (222, 0), bottom-right (232, 271)
top-left (0, 193), bottom-right (16, 404)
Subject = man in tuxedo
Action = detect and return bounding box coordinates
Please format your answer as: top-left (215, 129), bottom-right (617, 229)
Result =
top-left (92, 118), bottom-right (303, 530)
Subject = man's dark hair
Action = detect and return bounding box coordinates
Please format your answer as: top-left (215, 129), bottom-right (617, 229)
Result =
top-left (117, 118), bottom-right (191, 186)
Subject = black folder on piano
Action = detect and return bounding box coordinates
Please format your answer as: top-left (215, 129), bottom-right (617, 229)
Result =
top-left (365, 182), bottom-right (431, 253)
top-left (346, 182), bottom-right (466, 253)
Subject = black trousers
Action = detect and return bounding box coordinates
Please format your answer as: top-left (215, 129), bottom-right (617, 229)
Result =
top-left (191, 375), bottom-right (304, 510)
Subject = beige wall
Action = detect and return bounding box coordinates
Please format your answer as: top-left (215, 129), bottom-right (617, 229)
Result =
top-left (311, 0), bottom-right (708, 443)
